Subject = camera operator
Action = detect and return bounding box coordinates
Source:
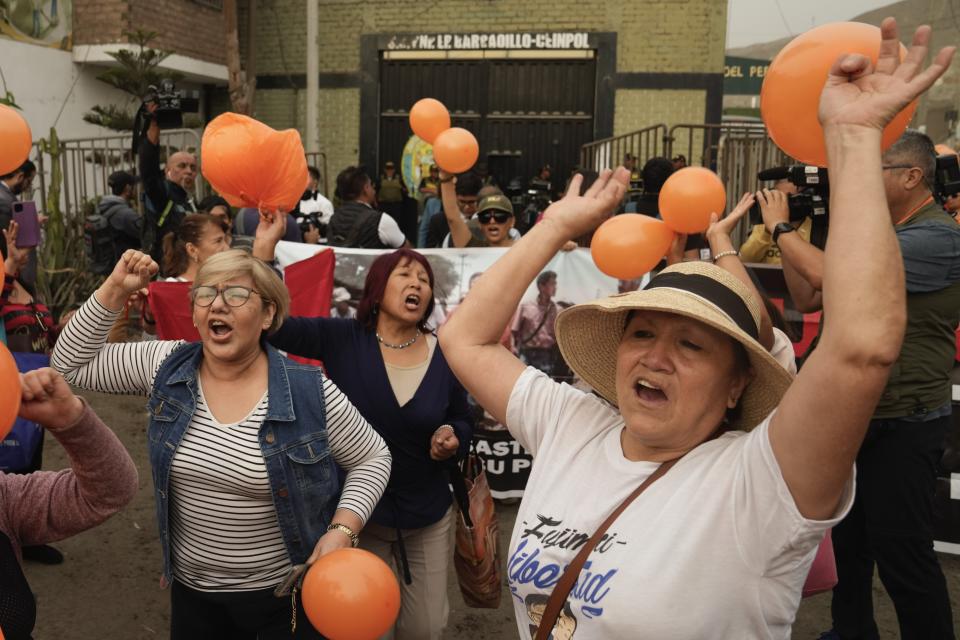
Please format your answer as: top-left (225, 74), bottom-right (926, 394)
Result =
top-left (138, 102), bottom-right (198, 265)
top-left (762, 130), bottom-right (960, 640)
top-left (739, 178), bottom-right (813, 264)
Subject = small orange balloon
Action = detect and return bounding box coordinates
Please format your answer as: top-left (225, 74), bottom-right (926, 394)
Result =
top-left (658, 167), bottom-right (727, 234)
top-left (0, 342), bottom-right (21, 441)
top-left (935, 143), bottom-right (956, 156)
top-left (591, 214), bottom-right (675, 280)
top-left (409, 98), bottom-right (451, 144)
top-left (0, 105), bottom-right (32, 176)
top-left (301, 548), bottom-right (401, 640)
top-left (433, 127), bottom-right (479, 174)
top-left (762, 22), bottom-right (916, 167)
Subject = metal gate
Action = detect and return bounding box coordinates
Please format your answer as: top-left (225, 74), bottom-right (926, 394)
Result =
top-left (379, 57), bottom-right (596, 188)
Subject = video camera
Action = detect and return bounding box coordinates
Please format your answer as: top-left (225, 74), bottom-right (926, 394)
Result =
top-left (749, 165), bottom-right (830, 249)
top-left (145, 80), bottom-right (200, 130)
top-left (749, 165), bottom-right (829, 225)
top-left (131, 80), bottom-right (201, 156)
top-left (933, 153), bottom-right (960, 204)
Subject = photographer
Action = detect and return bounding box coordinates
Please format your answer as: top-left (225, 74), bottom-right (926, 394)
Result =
top-left (763, 130), bottom-right (960, 640)
top-left (739, 178), bottom-right (813, 264)
top-left (138, 102), bottom-right (198, 265)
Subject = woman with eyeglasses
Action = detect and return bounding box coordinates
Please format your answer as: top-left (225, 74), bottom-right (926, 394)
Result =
top-left (52, 248), bottom-right (392, 638)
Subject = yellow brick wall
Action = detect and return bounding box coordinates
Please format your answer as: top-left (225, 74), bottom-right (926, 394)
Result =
top-left (614, 89), bottom-right (707, 136)
top-left (247, 0), bottom-right (727, 173)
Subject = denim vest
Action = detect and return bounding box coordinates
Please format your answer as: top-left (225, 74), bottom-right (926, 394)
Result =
top-left (146, 341), bottom-right (340, 582)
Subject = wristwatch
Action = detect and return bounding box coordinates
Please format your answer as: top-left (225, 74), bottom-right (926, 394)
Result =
top-left (327, 522), bottom-right (360, 547)
top-left (772, 222), bottom-right (796, 245)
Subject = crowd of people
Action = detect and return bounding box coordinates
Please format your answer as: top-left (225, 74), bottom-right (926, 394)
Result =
top-left (0, 16), bottom-right (958, 640)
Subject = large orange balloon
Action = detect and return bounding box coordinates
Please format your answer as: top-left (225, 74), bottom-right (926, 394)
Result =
top-left (301, 548), bottom-right (401, 640)
top-left (0, 342), bottom-right (21, 441)
top-left (762, 22), bottom-right (916, 167)
top-left (591, 214), bottom-right (675, 280)
top-left (0, 105), bottom-right (32, 176)
top-left (201, 113), bottom-right (308, 214)
top-left (433, 127), bottom-right (479, 174)
top-left (409, 98), bottom-right (451, 144)
top-left (658, 167), bottom-right (727, 234)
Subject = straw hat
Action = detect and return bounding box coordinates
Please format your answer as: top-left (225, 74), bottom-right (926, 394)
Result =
top-left (555, 261), bottom-right (793, 430)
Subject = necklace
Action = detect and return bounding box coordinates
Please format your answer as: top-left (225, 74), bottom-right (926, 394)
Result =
top-left (376, 328), bottom-right (421, 349)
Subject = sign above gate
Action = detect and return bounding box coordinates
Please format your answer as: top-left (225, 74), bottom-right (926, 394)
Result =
top-left (384, 32), bottom-right (592, 51)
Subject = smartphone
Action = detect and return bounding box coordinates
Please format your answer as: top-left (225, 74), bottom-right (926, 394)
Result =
top-left (12, 201), bottom-right (40, 248)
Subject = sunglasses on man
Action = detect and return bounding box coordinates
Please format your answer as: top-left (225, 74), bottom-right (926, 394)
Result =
top-left (477, 211), bottom-right (512, 224)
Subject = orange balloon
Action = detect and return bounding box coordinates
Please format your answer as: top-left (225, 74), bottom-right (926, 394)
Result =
top-left (0, 342), bottom-right (21, 441)
top-left (432, 127), bottom-right (479, 174)
top-left (301, 548), bottom-right (401, 640)
top-left (935, 143), bottom-right (956, 156)
top-left (591, 214), bottom-right (675, 280)
top-left (762, 22), bottom-right (916, 167)
top-left (201, 113), bottom-right (309, 214)
top-left (0, 105), bottom-right (32, 176)
top-left (658, 167), bottom-right (727, 234)
top-left (409, 98), bottom-right (451, 144)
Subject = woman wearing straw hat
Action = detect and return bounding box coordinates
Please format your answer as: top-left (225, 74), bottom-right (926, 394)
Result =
top-left (439, 19), bottom-right (953, 639)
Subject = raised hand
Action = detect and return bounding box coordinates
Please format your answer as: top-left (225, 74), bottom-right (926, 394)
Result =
top-left (540, 168), bottom-right (630, 240)
top-left (819, 18), bottom-right (955, 132)
top-left (98, 250), bottom-right (158, 311)
top-left (2, 220), bottom-right (30, 276)
top-left (18, 368), bottom-right (85, 431)
top-left (252, 210), bottom-right (289, 262)
top-left (706, 192), bottom-right (756, 243)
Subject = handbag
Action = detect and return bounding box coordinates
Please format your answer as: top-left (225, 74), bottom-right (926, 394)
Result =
top-left (802, 530), bottom-right (837, 597)
top-left (448, 446), bottom-right (502, 608)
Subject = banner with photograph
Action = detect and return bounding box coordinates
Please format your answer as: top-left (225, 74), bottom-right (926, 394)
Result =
top-left (274, 242), bottom-right (632, 498)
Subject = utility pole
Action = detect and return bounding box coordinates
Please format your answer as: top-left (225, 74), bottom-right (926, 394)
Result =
top-left (306, 0), bottom-right (319, 153)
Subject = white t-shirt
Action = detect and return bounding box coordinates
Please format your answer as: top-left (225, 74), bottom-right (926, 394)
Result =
top-left (504, 368), bottom-right (852, 640)
top-left (377, 211), bottom-right (407, 248)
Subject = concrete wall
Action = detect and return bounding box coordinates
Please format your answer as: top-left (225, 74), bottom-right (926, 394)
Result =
top-left (0, 37), bottom-right (132, 140)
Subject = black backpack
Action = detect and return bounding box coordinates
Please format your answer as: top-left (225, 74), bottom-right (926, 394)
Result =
top-left (84, 201), bottom-right (124, 275)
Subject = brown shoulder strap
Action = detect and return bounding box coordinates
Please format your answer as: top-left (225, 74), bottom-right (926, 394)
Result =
top-left (533, 457), bottom-right (679, 640)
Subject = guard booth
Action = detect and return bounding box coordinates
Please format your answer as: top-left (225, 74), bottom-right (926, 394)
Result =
top-left (378, 53), bottom-right (597, 190)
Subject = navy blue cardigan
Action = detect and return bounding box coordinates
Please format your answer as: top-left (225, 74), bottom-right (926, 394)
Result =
top-left (269, 317), bottom-right (472, 529)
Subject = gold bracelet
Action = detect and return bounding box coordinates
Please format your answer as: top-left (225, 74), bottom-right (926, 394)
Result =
top-left (327, 522), bottom-right (359, 547)
top-left (712, 250), bottom-right (739, 262)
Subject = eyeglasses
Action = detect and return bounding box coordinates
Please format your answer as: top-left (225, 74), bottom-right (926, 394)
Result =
top-left (457, 197), bottom-right (479, 210)
top-left (477, 211), bottom-right (512, 224)
top-left (882, 164), bottom-right (916, 171)
top-left (193, 285), bottom-right (261, 308)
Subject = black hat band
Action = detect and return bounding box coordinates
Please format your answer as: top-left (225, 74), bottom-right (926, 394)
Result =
top-left (643, 272), bottom-right (760, 341)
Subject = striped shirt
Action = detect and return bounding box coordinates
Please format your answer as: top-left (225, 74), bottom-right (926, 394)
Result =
top-left (52, 292), bottom-right (392, 591)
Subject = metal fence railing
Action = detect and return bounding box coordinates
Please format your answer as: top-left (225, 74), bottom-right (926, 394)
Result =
top-left (579, 124), bottom-right (668, 173)
top-left (664, 121), bottom-right (769, 170)
top-left (28, 129), bottom-right (204, 220)
top-left (579, 121), bottom-right (794, 246)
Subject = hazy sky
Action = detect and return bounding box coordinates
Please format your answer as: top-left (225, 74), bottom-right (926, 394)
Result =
top-left (726, 0), bottom-right (895, 48)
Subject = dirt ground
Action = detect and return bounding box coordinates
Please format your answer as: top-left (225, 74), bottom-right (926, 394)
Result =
top-left (22, 390), bottom-right (960, 639)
